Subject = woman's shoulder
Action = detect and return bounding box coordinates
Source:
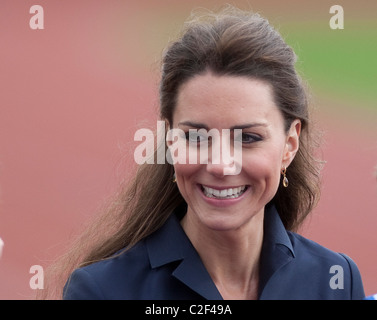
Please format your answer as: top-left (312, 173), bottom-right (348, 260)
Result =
top-left (287, 231), bottom-right (359, 268)
top-left (63, 241), bottom-right (150, 299)
top-left (287, 231), bottom-right (364, 294)
top-left (90, 241), bottom-right (149, 272)
top-left (260, 230), bottom-right (365, 299)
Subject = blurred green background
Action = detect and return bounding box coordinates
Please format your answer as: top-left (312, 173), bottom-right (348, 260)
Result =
top-left (282, 21), bottom-right (377, 112)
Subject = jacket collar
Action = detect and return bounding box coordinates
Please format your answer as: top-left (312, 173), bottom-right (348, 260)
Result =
top-left (263, 203), bottom-right (295, 257)
top-left (258, 203), bottom-right (295, 298)
top-left (146, 203), bottom-right (295, 300)
top-left (146, 206), bottom-right (222, 299)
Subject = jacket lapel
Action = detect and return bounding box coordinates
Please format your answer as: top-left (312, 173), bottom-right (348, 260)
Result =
top-left (146, 211), bottom-right (222, 300)
top-left (258, 204), bottom-right (295, 299)
top-left (171, 241), bottom-right (223, 300)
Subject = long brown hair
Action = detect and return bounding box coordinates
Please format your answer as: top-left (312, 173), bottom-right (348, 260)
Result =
top-left (40, 6), bottom-right (321, 299)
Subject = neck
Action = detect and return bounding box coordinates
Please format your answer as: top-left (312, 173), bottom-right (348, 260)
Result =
top-left (181, 209), bottom-right (264, 300)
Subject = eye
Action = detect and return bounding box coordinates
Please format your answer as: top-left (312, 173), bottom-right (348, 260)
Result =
top-left (185, 131), bottom-right (208, 143)
top-left (236, 132), bottom-right (262, 144)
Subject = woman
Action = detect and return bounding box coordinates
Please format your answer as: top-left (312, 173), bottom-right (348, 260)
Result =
top-left (45, 6), bottom-right (365, 299)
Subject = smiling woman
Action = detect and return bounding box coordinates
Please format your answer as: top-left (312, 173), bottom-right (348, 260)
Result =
top-left (40, 5), bottom-right (365, 300)
top-left (171, 74), bottom-right (300, 232)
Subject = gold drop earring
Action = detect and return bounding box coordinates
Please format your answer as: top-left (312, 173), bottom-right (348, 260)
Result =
top-left (281, 166), bottom-right (289, 188)
top-left (172, 172), bottom-right (177, 183)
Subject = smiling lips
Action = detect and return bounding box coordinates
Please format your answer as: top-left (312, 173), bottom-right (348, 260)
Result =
top-left (201, 185), bottom-right (248, 199)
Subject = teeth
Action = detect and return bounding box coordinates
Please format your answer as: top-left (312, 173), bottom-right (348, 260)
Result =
top-left (202, 185), bottom-right (246, 199)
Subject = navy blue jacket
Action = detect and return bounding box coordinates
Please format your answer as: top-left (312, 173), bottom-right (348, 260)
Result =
top-left (63, 205), bottom-right (365, 300)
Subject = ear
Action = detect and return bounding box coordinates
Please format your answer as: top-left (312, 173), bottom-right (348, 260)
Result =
top-left (282, 119), bottom-right (301, 168)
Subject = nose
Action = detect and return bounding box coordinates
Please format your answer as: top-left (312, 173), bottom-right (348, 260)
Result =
top-left (206, 154), bottom-right (242, 177)
top-left (206, 163), bottom-right (233, 178)
top-left (205, 135), bottom-right (242, 176)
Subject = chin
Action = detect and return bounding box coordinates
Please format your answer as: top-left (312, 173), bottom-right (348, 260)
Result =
top-left (198, 211), bottom-right (251, 232)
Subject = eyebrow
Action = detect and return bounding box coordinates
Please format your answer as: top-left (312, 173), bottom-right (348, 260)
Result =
top-left (177, 121), bottom-right (268, 130)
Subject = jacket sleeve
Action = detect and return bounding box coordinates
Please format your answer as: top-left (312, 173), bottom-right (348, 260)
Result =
top-left (63, 268), bottom-right (105, 300)
top-left (339, 253), bottom-right (365, 300)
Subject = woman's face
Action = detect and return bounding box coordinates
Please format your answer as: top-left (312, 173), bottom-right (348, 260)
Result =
top-left (169, 72), bottom-right (300, 231)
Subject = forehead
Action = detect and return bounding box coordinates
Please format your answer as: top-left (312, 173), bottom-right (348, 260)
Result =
top-left (173, 72), bottom-right (283, 129)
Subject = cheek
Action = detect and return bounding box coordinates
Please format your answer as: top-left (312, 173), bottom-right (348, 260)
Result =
top-left (174, 162), bottom-right (199, 177)
top-left (174, 163), bottom-right (202, 193)
top-left (243, 149), bottom-right (282, 187)
top-left (173, 163), bottom-right (204, 206)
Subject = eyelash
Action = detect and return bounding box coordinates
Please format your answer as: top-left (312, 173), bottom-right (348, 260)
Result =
top-left (238, 133), bottom-right (263, 144)
top-left (184, 132), bottom-right (207, 143)
top-left (184, 132), bottom-right (263, 144)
